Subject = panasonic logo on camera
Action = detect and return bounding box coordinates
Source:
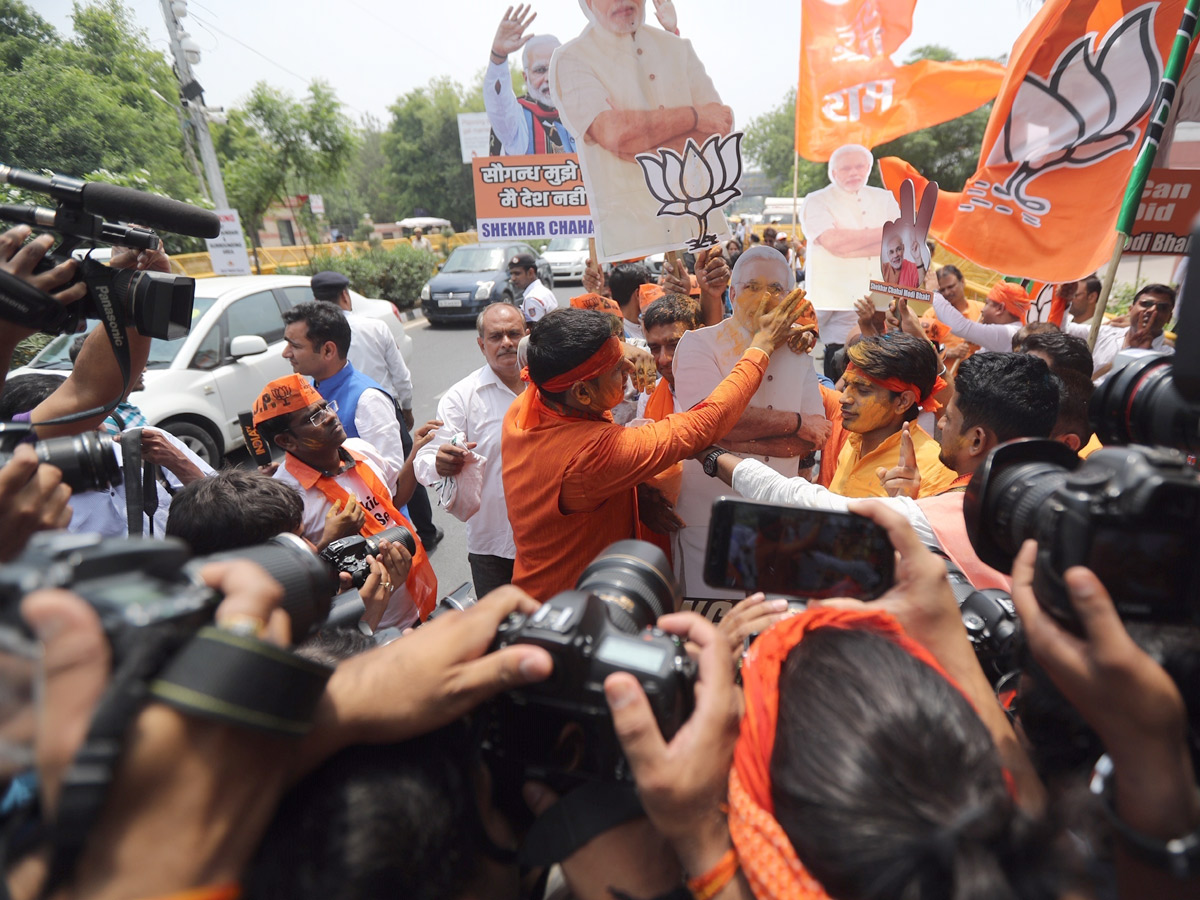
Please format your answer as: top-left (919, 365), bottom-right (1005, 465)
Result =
top-left (93, 286), bottom-right (124, 347)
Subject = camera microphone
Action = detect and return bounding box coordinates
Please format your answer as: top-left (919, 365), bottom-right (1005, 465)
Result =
top-left (0, 165), bottom-right (222, 239)
top-left (0, 204), bottom-right (161, 251)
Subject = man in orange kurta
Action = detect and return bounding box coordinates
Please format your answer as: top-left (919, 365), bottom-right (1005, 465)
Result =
top-left (503, 301), bottom-right (801, 601)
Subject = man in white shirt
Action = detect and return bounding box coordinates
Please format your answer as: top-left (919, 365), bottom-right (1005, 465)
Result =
top-left (253, 374), bottom-right (437, 629)
top-left (1091, 283), bottom-right (1176, 377)
top-left (800, 144), bottom-right (901, 345)
top-left (485, 6), bottom-right (576, 156)
top-left (281, 302), bottom-right (407, 476)
top-left (550, 0), bottom-right (733, 260)
top-left (508, 252), bottom-right (558, 324)
top-left (672, 246), bottom-right (830, 605)
top-left (311, 270), bottom-right (414, 425)
top-left (932, 281), bottom-right (1093, 354)
top-left (410, 228), bottom-right (434, 253)
top-left (414, 303), bottom-right (527, 597)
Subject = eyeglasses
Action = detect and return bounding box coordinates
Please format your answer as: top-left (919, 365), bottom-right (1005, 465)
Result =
top-left (297, 400), bottom-right (338, 429)
top-left (739, 281), bottom-right (786, 298)
top-left (529, 65), bottom-right (549, 75)
top-left (1134, 297), bottom-right (1174, 313)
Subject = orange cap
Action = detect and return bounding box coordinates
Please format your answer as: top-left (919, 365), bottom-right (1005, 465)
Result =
top-left (988, 282), bottom-right (1031, 323)
top-left (570, 292), bottom-right (623, 317)
top-left (252, 374), bottom-right (322, 427)
top-left (637, 282), bottom-right (666, 309)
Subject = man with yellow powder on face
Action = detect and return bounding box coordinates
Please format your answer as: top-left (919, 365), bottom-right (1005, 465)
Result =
top-left (830, 333), bottom-right (957, 499)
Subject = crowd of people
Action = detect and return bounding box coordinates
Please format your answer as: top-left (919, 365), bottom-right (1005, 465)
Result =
top-left (0, 161), bottom-right (1196, 900)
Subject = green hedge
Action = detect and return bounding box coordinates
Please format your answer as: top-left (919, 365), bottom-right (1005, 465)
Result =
top-left (283, 244), bottom-right (437, 309)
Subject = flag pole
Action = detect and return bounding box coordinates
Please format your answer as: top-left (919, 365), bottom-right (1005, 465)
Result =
top-left (1089, 0), bottom-right (1199, 350)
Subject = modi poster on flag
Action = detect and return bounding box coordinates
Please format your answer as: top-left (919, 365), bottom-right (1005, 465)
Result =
top-left (882, 0), bottom-right (1200, 283)
top-left (795, 0), bottom-right (1005, 161)
top-left (472, 154), bottom-right (594, 241)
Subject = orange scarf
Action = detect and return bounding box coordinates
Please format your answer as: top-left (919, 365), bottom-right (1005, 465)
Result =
top-left (843, 362), bottom-right (947, 413)
top-left (285, 448), bottom-right (438, 619)
top-left (643, 378), bottom-right (675, 422)
top-left (730, 606), bottom-right (972, 900)
top-left (516, 336), bottom-right (622, 428)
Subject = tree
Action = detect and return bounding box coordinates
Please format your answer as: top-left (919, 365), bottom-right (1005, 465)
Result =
top-left (383, 77), bottom-right (482, 230)
top-left (216, 81), bottom-right (356, 249)
top-left (0, 1), bottom-right (200, 207)
top-left (741, 45), bottom-right (994, 198)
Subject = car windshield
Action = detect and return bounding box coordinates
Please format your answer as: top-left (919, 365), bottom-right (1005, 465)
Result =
top-left (27, 296), bottom-right (217, 371)
top-left (442, 247), bottom-right (506, 273)
top-left (546, 237), bottom-right (589, 252)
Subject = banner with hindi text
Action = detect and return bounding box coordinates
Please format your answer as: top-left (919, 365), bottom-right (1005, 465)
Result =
top-left (472, 154), bottom-right (593, 242)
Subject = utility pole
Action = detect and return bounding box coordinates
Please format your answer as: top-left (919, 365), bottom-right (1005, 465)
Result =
top-left (159, 0), bottom-right (228, 209)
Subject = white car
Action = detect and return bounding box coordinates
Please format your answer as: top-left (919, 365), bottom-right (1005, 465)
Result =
top-left (541, 235), bottom-right (590, 283)
top-left (14, 275), bottom-right (413, 464)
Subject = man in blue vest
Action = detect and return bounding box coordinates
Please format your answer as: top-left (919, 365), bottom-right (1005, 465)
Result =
top-left (282, 302), bottom-right (407, 479)
top-left (485, 6), bottom-right (576, 156)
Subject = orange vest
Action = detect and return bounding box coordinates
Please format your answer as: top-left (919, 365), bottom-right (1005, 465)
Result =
top-left (916, 489), bottom-right (1011, 591)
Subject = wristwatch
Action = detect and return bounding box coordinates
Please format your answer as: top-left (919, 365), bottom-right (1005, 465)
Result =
top-left (701, 446), bottom-right (727, 477)
top-left (1090, 753), bottom-right (1200, 879)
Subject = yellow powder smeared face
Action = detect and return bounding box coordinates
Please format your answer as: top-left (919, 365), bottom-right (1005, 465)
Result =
top-left (839, 371), bottom-right (897, 435)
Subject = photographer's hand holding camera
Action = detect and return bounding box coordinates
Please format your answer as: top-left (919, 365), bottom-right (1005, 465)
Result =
top-left (0, 443), bottom-right (73, 561)
top-left (1011, 541), bottom-right (1200, 897)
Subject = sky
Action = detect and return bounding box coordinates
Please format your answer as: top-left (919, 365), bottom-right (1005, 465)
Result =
top-left (35, 0), bottom-right (1043, 128)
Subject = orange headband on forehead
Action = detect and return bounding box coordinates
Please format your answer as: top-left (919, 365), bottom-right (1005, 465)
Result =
top-left (843, 361), bottom-right (947, 413)
top-left (252, 374), bottom-right (323, 427)
top-left (988, 282), bottom-right (1031, 324)
top-left (516, 335), bottom-right (623, 428)
top-left (730, 606), bottom-right (976, 900)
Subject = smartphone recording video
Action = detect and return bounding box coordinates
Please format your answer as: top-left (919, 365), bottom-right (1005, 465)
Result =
top-left (703, 498), bottom-right (895, 600)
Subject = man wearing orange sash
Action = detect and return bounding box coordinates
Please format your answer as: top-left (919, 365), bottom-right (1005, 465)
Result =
top-left (700, 353), bottom-right (1060, 591)
top-left (253, 374), bottom-right (437, 629)
top-left (829, 333), bottom-right (957, 499)
top-left (502, 294), bottom-right (804, 601)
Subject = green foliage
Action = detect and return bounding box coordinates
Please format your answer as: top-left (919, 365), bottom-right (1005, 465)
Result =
top-left (217, 81), bottom-right (356, 248)
top-left (0, 1), bottom-right (200, 206)
top-left (284, 244), bottom-right (436, 308)
top-left (742, 45), bottom-right (993, 196)
top-left (10, 333), bottom-right (51, 369)
top-left (383, 77), bottom-right (481, 231)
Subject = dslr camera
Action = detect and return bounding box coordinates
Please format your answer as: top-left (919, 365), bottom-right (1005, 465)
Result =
top-left (0, 421), bottom-right (120, 493)
top-left (319, 525), bottom-right (416, 588)
top-left (964, 439), bottom-right (1200, 629)
top-left (482, 540), bottom-right (695, 786)
top-left (0, 530), bottom-right (338, 646)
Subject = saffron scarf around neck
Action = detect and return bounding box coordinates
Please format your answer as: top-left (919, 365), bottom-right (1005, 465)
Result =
top-left (285, 448), bottom-right (438, 619)
top-left (729, 606), bottom-right (975, 900)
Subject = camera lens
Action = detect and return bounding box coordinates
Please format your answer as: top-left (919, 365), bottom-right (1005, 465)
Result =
top-left (201, 533), bottom-right (339, 640)
top-left (575, 539), bottom-right (680, 634)
top-left (368, 525), bottom-right (416, 556)
top-left (984, 461), bottom-right (1068, 561)
top-left (118, 268), bottom-right (196, 342)
top-left (1091, 355), bottom-right (1200, 452)
top-left (35, 432), bottom-right (121, 493)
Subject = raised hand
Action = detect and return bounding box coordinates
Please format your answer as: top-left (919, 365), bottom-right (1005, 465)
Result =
top-left (750, 287), bottom-right (810, 354)
top-left (491, 4), bottom-right (536, 60)
top-left (694, 246), bottom-right (730, 297)
top-left (876, 420), bottom-right (920, 498)
top-left (652, 0), bottom-right (677, 32)
top-left (658, 257), bottom-right (691, 296)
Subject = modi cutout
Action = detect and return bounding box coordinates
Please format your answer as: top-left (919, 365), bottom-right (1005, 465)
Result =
top-left (550, 0), bottom-right (735, 261)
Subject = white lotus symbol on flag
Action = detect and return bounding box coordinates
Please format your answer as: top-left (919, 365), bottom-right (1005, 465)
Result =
top-left (636, 132), bottom-right (743, 251)
top-left (983, 7), bottom-right (1160, 216)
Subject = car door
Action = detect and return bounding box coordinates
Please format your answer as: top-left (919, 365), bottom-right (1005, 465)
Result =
top-left (208, 289), bottom-right (292, 447)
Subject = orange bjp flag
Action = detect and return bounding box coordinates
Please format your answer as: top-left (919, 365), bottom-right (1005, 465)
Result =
top-left (883, 0), bottom-right (1198, 284)
top-left (795, 0), bottom-right (1006, 161)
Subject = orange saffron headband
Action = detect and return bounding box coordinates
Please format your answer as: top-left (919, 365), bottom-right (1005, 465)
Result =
top-left (522, 335), bottom-right (623, 393)
top-left (843, 362), bottom-right (946, 413)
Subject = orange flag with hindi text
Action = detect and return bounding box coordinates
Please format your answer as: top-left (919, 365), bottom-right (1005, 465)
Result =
top-left (881, 0), bottom-right (1198, 283)
top-left (795, 0), bottom-right (1006, 161)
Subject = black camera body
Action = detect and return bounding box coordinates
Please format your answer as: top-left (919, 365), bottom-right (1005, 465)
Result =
top-left (319, 525), bottom-right (416, 588)
top-left (935, 549), bottom-right (1020, 683)
top-left (0, 421), bottom-right (121, 493)
top-left (0, 531), bottom-right (337, 644)
top-left (482, 540), bottom-right (693, 786)
top-left (965, 439), bottom-right (1200, 629)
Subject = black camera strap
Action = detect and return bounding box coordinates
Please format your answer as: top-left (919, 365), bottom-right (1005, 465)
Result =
top-left (119, 428), bottom-right (158, 537)
top-left (518, 781), bottom-right (644, 867)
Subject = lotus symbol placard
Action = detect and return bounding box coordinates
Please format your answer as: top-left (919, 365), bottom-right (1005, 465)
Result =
top-left (636, 132), bottom-right (744, 252)
top-left (963, 7), bottom-right (1161, 225)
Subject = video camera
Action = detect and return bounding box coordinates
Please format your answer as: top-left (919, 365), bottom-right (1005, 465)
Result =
top-left (0, 164), bottom-right (217, 342)
top-left (964, 220), bottom-right (1200, 630)
top-left (481, 540), bottom-right (694, 787)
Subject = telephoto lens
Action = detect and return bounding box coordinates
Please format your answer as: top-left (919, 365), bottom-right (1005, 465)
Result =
top-left (575, 539), bottom-right (681, 634)
top-left (1091, 352), bottom-right (1200, 453)
top-left (200, 533), bottom-right (339, 638)
top-left (35, 431), bottom-right (121, 493)
top-left (372, 525), bottom-right (417, 555)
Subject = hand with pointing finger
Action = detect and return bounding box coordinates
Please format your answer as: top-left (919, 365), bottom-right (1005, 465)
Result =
top-left (877, 421), bottom-right (921, 498)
